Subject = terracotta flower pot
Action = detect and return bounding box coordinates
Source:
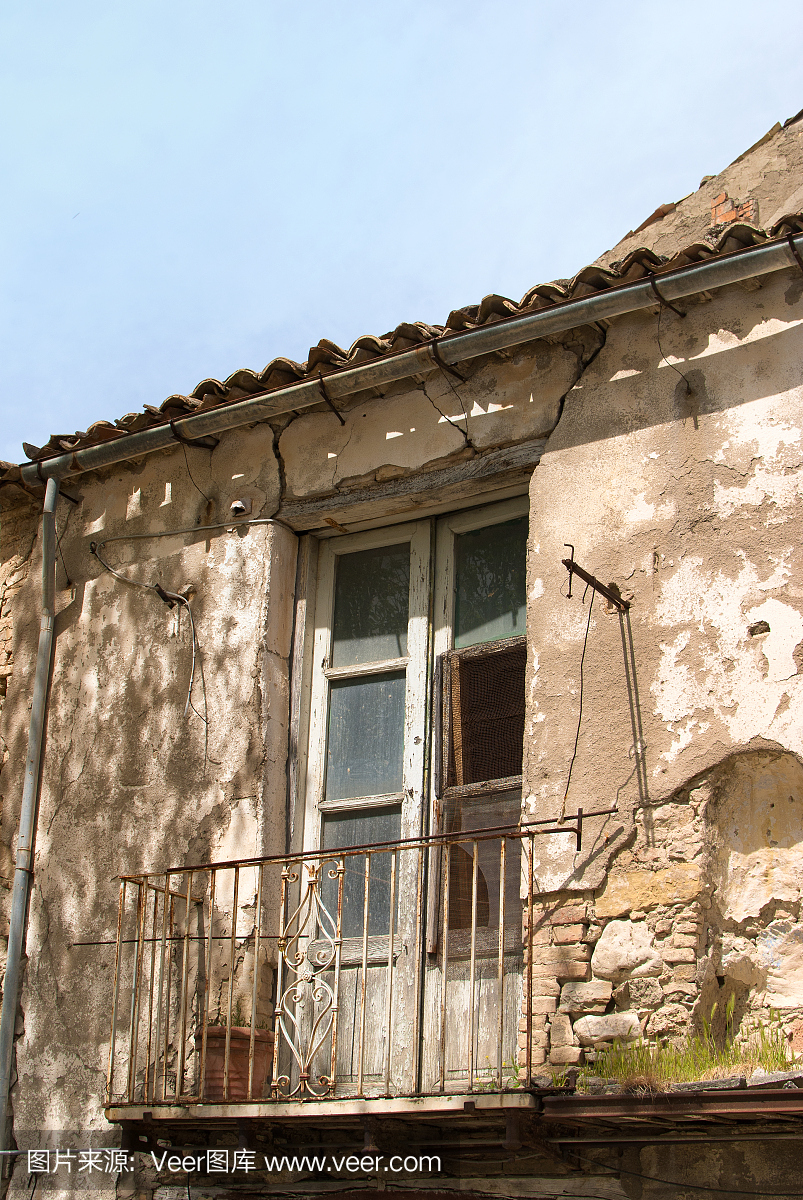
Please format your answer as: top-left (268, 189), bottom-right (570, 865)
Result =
top-left (195, 1026), bottom-right (274, 1101)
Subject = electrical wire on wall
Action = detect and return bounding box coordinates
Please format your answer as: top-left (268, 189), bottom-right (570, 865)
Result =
top-left (89, 539), bottom-right (207, 731)
top-left (89, 515), bottom-right (296, 764)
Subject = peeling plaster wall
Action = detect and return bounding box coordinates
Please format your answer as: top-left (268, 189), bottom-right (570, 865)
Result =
top-left (525, 266), bottom-right (803, 876)
top-left (522, 265), bottom-right (803, 1071)
top-left (0, 424), bottom-right (294, 1152)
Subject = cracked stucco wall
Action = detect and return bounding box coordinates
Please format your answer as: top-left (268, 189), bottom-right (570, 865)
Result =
top-left (277, 337), bottom-right (590, 497)
top-left (0, 422), bottom-right (295, 1169)
top-left (520, 263), bottom-right (803, 1071)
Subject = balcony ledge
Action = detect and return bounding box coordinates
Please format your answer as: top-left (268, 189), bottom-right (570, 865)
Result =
top-left (106, 1091), bottom-right (538, 1125)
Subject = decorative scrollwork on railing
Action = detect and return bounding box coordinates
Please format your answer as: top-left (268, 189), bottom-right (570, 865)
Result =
top-left (272, 857), bottom-right (343, 1098)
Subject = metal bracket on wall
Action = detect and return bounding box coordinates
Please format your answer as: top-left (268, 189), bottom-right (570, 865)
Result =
top-left (562, 545), bottom-right (630, 612)
top-left (317, 372), bottom-right (346, 425)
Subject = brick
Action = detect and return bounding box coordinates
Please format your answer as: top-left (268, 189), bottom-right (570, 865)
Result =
top-left (547, 906), bottom-right (588, 926)
top-left (527, 976), bottom-right (560, 996)
top-left (552, 924), bottom-right (586, 944)
top-left (518, 1047), bottom-right (547, 1067)
top-left (663, 947), bottom-right (695, 963)
top-left (525, 926), bottom-right (552, 945)
top-left (674, 922), bottom-right (701, 935)
top-left (530, 996), bottom-right (557, 1015)
top-left (554, 963), bottom-right (591, 982)
top-left (531, 945), bottom-right (591, 965)
top-left (550, 1046), bottom-right (583, 1065)
top-left (673, 964), bottom-right (697, 981)
top-left (548, 1012), bottom-right (574, 1047)
top-left (517, 1022), bottom-right (549, 1046)
top-left (672, 934), bottom-right (698, 948)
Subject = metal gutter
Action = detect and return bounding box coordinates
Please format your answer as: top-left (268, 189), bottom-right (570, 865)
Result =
top-left (18, 233), bottom-right (803, 489)
top-left (0, 475), bottom-right (63, 1149)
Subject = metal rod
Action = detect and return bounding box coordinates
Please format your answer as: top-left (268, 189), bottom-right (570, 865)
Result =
top-left (247, 864), bottom-right (264, 1100)
top-left (561, 556), bottom-right (629, 612)
top-left (438, 842), bottom-right (451, 1093)
top-left (497, 838), bottom-right (506, 1091)
top-left (174, 872), bottom-right (194, 1098)
top-left (0, 474), bottom-right (62, 1148)
top-left (121, 809), bottom-right (618, 882)
top-left (525, 835), bottom-right (534, 1089)
top-left (161, 891), bottom-right (175, 1101)
top-left (468, 841), bottom-right (478, 1092)
top-left (199, 870), bottom-right (215, 1100)
top-left (356, 856), bottom-right (371, 1097)
top-left (106, 880), bottom-right (126, 1104)
top-left (271, 866), bottom-right (289, 1097)
top-left (143, 887), bottom-right (160, 1104)
top-left (20, 234), bottom-right (803, 489)
top-left (126, 883), bottom-right (146, 1101)
top-left (153, 876), bottom-right (170, 1103)
top-left (412, 844), bottom-right (425, 1093)
top-left (382, 851), bottom-right (397, 1097)
top-left (223, 867), bottom-right (240, 1101)
top-left (328, 857), bottom-right (345, 1096)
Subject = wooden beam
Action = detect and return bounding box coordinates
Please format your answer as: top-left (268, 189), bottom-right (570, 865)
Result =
top-left (277, 439), bottom-right (547, 532)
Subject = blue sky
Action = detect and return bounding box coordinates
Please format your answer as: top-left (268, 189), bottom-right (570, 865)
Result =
top-left (2, 0), bottom-right (802, 463)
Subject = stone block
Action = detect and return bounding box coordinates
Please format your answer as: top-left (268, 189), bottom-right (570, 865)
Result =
top-left (663, 947), bottom-right (696, 964)
top-left (655, 919), bottom-right (673, 935)
top-left (548, 1012), bottom-right (575, 1047)
top-left (675, 921), bottom-right (701, 935)
top-left (596, 865), bottom-right (702, 919)
top-left (628, 978), bottom-right (663, 1009)
top-left (672, 934), bottom-right (699, 948)
top-left (549, 1046), bottom-right (583, 1065)
top-left (646, 1003), bottom-right (690, 1040)
top-left (573, 1012), bottom-right (641, 1046)
top-left (591, 919), bottom-right (663, 981)
top-left (662, 980), bottom-right (697, 999)
top-left (558, 981), bottom-right (612, 1014)
top-left (552, 924), bottom-right (586, 944)
top-left (672, 965), bottom-right (697, 981)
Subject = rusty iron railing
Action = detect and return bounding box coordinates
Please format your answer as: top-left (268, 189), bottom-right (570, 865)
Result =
top-left (106, 817), bottom-right (605, 1108)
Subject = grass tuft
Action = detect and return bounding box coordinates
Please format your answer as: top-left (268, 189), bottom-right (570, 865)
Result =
top-left (583, 1003), bottom-right (792, 1088)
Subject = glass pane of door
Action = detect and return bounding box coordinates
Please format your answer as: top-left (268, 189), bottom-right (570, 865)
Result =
top-left (322, 807), bottom-right (402, 938)
top-left (331, 543), bottom-right (410, 667)
top-left (325, 672), bottom-right (406, 801)
top-left (454, 516), bottom-right (527, 647)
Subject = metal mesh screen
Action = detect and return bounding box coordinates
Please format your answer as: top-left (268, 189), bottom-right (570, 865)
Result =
top-left (446, 639), bottom-right (526, 788)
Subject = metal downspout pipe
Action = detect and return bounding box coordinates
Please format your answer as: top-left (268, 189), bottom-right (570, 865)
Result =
top-left (0, 475), bottom-right (61, 1151)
